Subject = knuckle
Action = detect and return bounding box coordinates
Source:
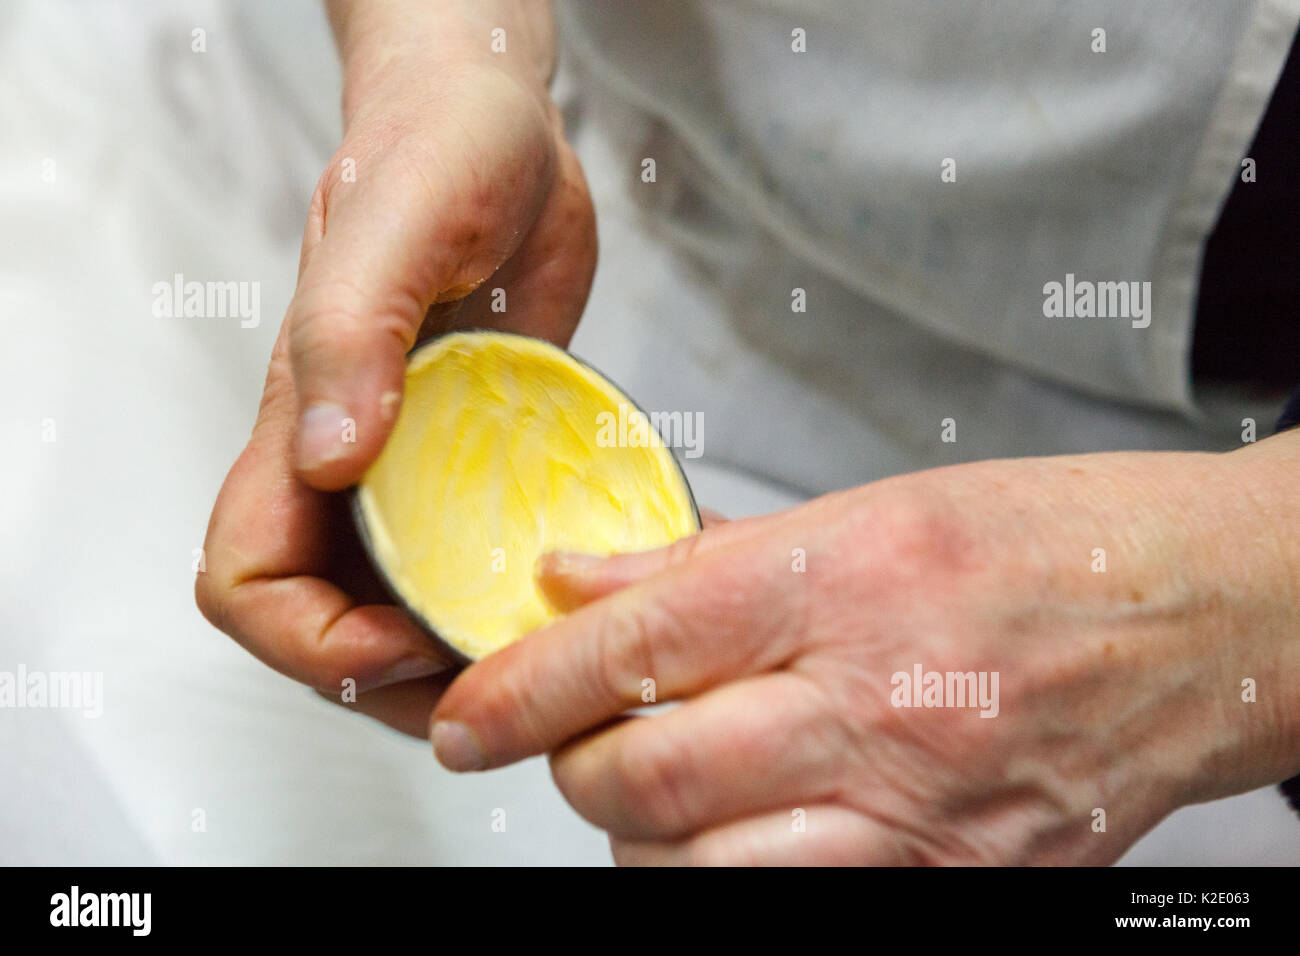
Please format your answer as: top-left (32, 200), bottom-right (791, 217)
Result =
top-left (548, 746), bottom-right (603, 826)
top-left (193, 573), bottom-right (226, 634)
top-left (615, 731), bottom-right (691, 834)
top-left (288, 286), bottom-right (416, 371)
top-left (310, 176), bottom-right (329, 220)
top-left (460, 650), bottom-right (556, 756)
top-left (291, 625), bottom-right (363, 692)
top-left (308, 163), bottom-right (335, 223)
top-left (297, 627), bottom-right (351, 688)
top-left (853, 487), bottom-right (969, 582)
top-left (665, 532), bottom-right (704, 568)
top-left (878, 494), bottom-right (950, 558)
top-left (592, 602), bottom-right (660, 706)
top-left (495, 669), bottom-right (554, 754)
top-left (546, 749), bottom-right (581, 806)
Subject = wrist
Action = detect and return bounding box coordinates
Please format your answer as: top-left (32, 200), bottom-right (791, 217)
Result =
top-left (1046, 448), bottom-right (1300, 807)
top-left (1213, 433), bottom-right (1300, 794)
top-left (327, 0), bottom-right (555, 126)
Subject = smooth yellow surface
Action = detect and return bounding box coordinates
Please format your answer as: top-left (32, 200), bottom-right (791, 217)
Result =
top-left (357, 331), bottom-right (699, 661)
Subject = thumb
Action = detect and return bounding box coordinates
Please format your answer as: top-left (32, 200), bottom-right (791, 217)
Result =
top-left (287, 159), bottom-right (541, 490)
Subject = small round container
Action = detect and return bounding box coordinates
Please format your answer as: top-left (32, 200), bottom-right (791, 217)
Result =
top-left (352, 330), bottom-right (701, 665)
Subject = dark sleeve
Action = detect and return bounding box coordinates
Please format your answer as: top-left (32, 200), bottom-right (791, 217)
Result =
top-left (1274, 394), bottom-right (1300, 814)
top-left (1276, 388), bottom-right (1300, 433)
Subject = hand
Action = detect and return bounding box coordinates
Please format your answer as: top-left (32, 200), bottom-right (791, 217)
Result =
top-left (431, 440), bottom-right (1300, 863)
top-left (196, 0), bottom-right (596, 735)
top-left (297, 0), bottom-right (595, 488)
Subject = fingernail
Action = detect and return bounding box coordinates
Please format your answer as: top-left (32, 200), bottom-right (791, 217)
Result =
top-left (297, 402), bottom-right (353, 470)
top-left (372, 656), bottom-right (448, 689)
top-left (536, 551), bottom-right (606, 579)
top-left (431, 721), bottom-right (487, 771)
top-left (433, 279), bottom-right (485, 304)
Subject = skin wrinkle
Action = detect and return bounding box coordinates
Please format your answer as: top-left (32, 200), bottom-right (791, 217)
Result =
top-left (931, 794), bottom-right (1049, 864)
top-left (832, 675), bottom-right (953, 814)
top-left (399, 136), bottom-right (489, 241)
top-left (331, 4), bottom-right (554, 130)
top-left (867, 726), bottom-right (1089, 864)
top-left (775, 668), bottom-right (863, 806)
top-left (224, 471), bottom-right (324, 588)
top-left (749, 679), bottom-right (845, 781)
top-left (668, 677), bottom-right (840, 837)
top-left (292, 275), bottom-right (425, 357)
top-left (596, 597), bottom-right (666, 709)
top-left (848, 799), bottom-right (956, 866)
top-left (221, 578), bottom-right (332, 679)
top-left (866, 646), bottom-right (1093, 860)
top-left (406, 85), bottom-right (554, 242)
top-left (495, 649), bottom-right (560, 760)
top-left (614, 723), bottom-right (698, 837)
top-left (1028, 630), bottom-right (1193, 809)
top-left (302, 171), bottom-right (329, 265)
top-left (548, 719), bottom-right (622, 813)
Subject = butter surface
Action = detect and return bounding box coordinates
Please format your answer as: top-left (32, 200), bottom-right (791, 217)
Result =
top-left (357, 331), bottom-right (699, 661)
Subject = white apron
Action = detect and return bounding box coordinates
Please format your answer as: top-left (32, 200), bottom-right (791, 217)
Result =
top-left (559, 0), bottom-right (1299, 493)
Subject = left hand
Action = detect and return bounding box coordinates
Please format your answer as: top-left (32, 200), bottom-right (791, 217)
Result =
top-left (430, 440), bottom-right (1300, 864)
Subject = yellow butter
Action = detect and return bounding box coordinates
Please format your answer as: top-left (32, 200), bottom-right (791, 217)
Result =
top-left (356, 331), bottom-right (699, 662)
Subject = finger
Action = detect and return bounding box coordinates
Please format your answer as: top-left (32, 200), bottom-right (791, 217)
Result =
top-left (316, 671), bottom-right (456, 739)
top-left (197, 327), bottom-right (454, 691)
top-left (610, 804), bottom-right (903, 866)
top-left (534, 509), bottom-right (785, 613)
top-left (431, 513), bottom-right (809, 771)
top-left (290, 112), bottom-right (556, 489)
top-left (216, 577), bottom-right (452, 693)
top-left (550, 672), bottom-right (849, 841)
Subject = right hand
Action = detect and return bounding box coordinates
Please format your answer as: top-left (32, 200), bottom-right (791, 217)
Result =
top-left (197, 0), bottom-right (597, 735)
